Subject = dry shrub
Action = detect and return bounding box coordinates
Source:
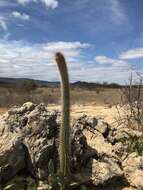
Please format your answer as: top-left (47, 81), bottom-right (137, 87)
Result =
top-left (116, 73), bottom-right (143, 132)
top-left (0, 86), bottom-right (122, 107)
top-left (0, 87), bottom-right (60, 107)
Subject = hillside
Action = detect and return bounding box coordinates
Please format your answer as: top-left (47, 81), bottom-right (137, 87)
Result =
top-left (0, 77), bottom-right (121, 89)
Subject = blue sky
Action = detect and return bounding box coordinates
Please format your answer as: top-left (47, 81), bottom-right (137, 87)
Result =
top-left (0, 0), bottom-right (143, 84)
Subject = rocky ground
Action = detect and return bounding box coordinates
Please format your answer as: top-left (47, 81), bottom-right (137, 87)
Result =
top-left (0, 102), bottom-right (143, 189)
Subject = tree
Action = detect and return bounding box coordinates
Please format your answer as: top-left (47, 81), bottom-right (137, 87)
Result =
top-left (21, 79), bottom-right (37, 92)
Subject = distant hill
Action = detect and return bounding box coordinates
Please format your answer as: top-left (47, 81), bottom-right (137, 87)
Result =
top-left (0, 77), bottom-right (121, 89)
top-left (71, 81), bottom-right (121, 89)
top-left (0, 78), bottom-right (59, 88)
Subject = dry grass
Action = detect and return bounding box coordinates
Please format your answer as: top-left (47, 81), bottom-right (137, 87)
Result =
top-left (0, 87), bottom-right (124, 124)
top-left (0, 87), bottom-right (122, 106)
top-left (71, 87), bottom-right (122, 105)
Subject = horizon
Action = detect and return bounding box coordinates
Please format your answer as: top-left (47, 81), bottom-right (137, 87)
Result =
top-left (0, 0), bottom-right (143, 84)
top-left (0, 76), bottom-right (138, 86)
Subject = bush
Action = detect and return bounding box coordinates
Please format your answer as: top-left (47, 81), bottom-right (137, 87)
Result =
top-left (116, 73), bottom-right (143, 132)
top-left (21, 79), bottom-right (37, 92)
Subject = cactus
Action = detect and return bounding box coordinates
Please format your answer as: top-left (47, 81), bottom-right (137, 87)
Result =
top-left (3, 53), bottom-right (86, 190)
top-left (48, 160), bottom-right (87, 190)
top-left (55, 52), bottom-right (70, 178)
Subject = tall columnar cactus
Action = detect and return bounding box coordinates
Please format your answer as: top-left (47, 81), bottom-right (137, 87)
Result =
top-left (55, 52), bottom-right (70, 178)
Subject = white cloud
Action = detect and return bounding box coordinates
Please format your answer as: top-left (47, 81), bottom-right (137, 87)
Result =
top-left (120, 47), bottom-right (143, 59)
top-left (71, 66), bottom-right (133, 84)
top-left (95, 55), bottom-right (128, 67)
top-left (41, 0), bottom-right (58, 9)
top-left (12, 11), bottom-right (30, 21)
top-left (0, 40), bottom-right (135, 84)
top-left (43, 41), bottom-right (90, 57)
top-left (0, 17), bottom-right (7, 31)
top-left (0, 41), bottom-right (90, 63)
top-left (17, 0), bottom-right (58, 9)
top-left (0, 40), bottom-right (91, 81)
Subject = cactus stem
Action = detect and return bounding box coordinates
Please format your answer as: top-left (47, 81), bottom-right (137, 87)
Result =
top-left (55, 52), bottom-right (70, 178)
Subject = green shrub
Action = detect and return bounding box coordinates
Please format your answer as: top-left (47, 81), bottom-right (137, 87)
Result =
top-left (128, 135), bottom-right (143, 156)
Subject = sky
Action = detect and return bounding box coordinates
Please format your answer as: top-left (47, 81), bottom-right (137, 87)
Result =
top-left (0, 0), bottom-right (143, 84)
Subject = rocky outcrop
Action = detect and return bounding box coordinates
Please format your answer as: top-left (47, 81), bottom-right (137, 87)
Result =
top-left (0, 102), bottom-right (88, 184)
top-left (0, 103), bottom-right (142, 190)
top-left (0, 136), bottom-right (26, 184)
top-left (91, 159), bottom-right (123, 186)
top-left (122, 153), bottom-right (143, 190)
top-left (72, 115), bottom-right (143, 189)
top-left (0, 102), bottom-right (59, 184)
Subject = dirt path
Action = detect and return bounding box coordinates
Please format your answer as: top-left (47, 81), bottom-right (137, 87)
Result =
top-left (48, 104), bottom-right (119, 124)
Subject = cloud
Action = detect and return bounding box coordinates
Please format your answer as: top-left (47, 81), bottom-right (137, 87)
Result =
top-left (95, 55), bottom-right (128, 67)
top-left (0, 39), bottom-right (135, 84)
top-left (41, 0), bottom-right (58, 9)
top-left (120, 47), bottom-right (143, 59)
top-left (12, 11), bottom-right (30, 20)
top-left (108, 0), bottom-right (128, 25)
top-left (43, 41), bottom-right (90, 56)
top-left (72, 66), bottom-right (133, 84)
top-left (17, 0), bottom-right (59, 9)
top-left (0, 40), bottom-right (91, 81)
top-left (0, 17), bottom-right (7, 31)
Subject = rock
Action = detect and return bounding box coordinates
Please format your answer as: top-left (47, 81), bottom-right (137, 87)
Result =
top-left (73, 115), bottom-right (110, 136)
top-left (106, 124), bottom-right (142, 159)
top-left (0, 102), bottom-right (59, 184)
top-left (107, 125), bottom-right (142, 145)
top-left (72, 115), bottom-right (98, 132)
top-left (72, 115), bottom-right (143, 188)
top-left (95, 121), bottom-right (109, 136)
top-left (0, 103), bottom-right (94, 185)
top-left (72, 116), bottom-right (126, 187)
top-left (71, 122), bottom-right (98, 172)
top-left (122, 188), bottom-right (137, 190)
top-left (0, 135), bottom-right (26, 184)
top-left (112, 142), bottom-right (128, 159)
top-left (122, 153), bottom-right (143, 190)
top-left (72, 115), bottom-right (117, 159)
top-left (0, 104), bottom-right (142, 190)
top-left (90, 159), bottom-right (123, 186)
top-left (83, 129), bottom-right (115, 157)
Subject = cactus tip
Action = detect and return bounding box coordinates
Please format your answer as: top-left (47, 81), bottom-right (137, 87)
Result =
top-left (55, 52), bottom-right (66, 65)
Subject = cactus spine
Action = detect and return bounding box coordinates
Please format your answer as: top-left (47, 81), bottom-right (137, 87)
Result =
top-left (55, 52), bottom-right (70, 178)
